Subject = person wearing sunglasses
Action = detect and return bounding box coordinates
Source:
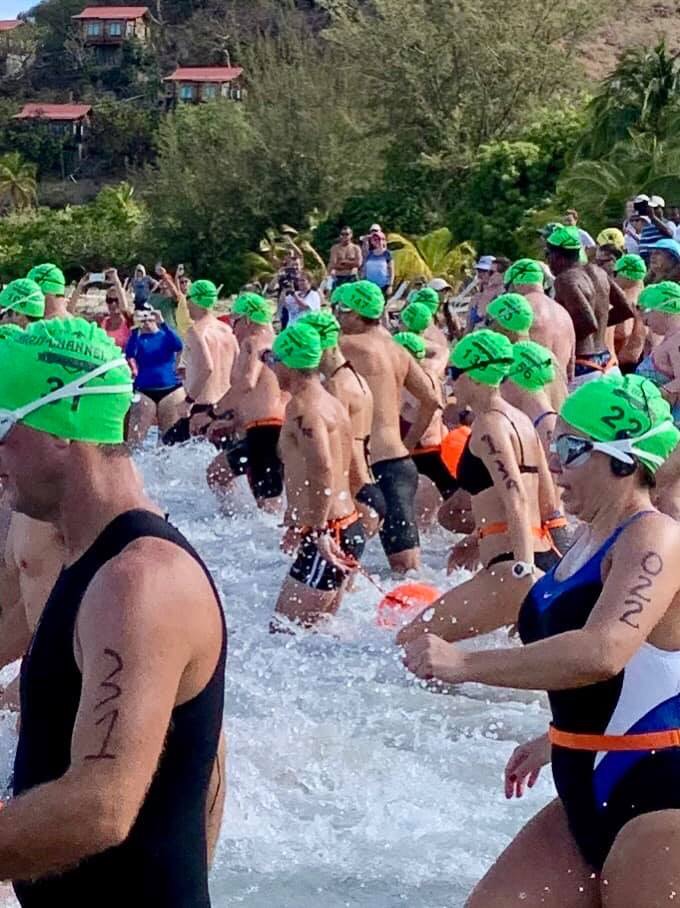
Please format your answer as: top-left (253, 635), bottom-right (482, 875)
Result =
top-left (404, 373), bottom-right (680, 908)
top-left (504, 258), bottom-right (576, 383)
top-left (0, 317), bottom-right (227, 905)
top-left (297, 309), bottom-right (385, 539)
top-left (328, 226), bottom-right (362, 290)
top-left (337, 281), bottom-right (439, 573)
top-left (268, 321), bottom-right (366, 630)
top-left (397, 329), bottom-right (562, 647)
top-left (206, 292), bottom-right (286, 513)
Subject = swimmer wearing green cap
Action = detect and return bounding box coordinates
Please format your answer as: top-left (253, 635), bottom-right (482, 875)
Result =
top-left (547, 225), bottom-right (635, 387)
top-left (0, 316), bottom-right (227, 903)
top-left (612, 255), bottom-right (648, 373)
top-left (398, 327), bottom-right (565, 648)
top-left (339, 284), bottom-right (440, 573)
top-left (298, 310), bottom-right (385, 538)
top-left (401, 374), bottom-right (680, 908)
top-left (633, 282), bottom-right (680, 427)
top-left (485, 293), bottom-right (534, 336)
top-left (265, 322), bottom-right (367, 630)
top-left (0, 279), bottom-right (45, 325)
top-left (162, 279), bottom-right (240, 446)
top-left (206, 291), bottom-right (285, 510)
top-left (26, 263), bottom-right (71, 319)
top-left (399, 302), bottom-right (433, 336)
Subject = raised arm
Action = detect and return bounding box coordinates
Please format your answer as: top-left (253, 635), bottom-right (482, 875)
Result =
top-left (106, 268), bottom-right (132, 315)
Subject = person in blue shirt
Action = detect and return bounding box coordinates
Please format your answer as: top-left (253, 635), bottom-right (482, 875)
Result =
top-left (125, 309), bottom-right (185, 444)
top-left (361, 230), bottom-right (394, 298)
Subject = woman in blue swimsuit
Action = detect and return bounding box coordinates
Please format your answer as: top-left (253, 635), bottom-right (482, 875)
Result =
top-left (404, 372), bottom-right (680, 907)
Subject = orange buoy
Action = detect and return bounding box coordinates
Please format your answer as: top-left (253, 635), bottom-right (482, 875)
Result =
top-left (441, 425), bottom-right (472, 478)
top-left (376, 581), bottom-right (440, 629)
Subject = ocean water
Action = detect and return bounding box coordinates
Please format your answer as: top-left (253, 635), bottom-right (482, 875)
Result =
top-left (0, 442), bottom-right (554, 906)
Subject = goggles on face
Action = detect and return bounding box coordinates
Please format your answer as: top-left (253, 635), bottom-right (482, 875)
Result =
top-left (259, 349), bottom-right (280, 367)
top-left (550, 422), bottom-right (672, 470)
top-left (447, 356), bottom-right (513, 382)
top-left (0, 358), bottom-right (132, 443)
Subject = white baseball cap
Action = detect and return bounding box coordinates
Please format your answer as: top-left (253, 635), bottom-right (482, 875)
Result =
top-left (475, 255), bottom-right (496, 271)
top-left (650, 195), bottom-right (666, 208)
top-left (633, 194), bottom-right (650, 204)
top-left (429, 277), bottom-right (452, 291)
top-left (369, 223), bottom-right (382, 233)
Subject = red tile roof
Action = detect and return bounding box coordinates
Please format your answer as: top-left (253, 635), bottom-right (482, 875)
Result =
top-left (164, 66), bottom-right (243, 83)
top-left (0, 20), bottom-right (22, 32)
top-left (72, 6), bottom-right (148, 19)
top-left (14, 103), bottom-right (92, 121)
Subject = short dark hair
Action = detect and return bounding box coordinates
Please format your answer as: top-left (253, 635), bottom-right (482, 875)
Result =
top-left (547, 244), bottom-right (580, 264)
top-left (600, 243), bottom-right (623, 260)
top-left (565, 208), bottom-right (578, 219)
top-left (360, 315), bottom-right (381, 326)
top-left (494, 256), bottom-right (511, 274)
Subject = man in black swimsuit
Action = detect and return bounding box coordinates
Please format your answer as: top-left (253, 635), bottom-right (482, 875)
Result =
top-left (0, 318), bottom-right (226, 906)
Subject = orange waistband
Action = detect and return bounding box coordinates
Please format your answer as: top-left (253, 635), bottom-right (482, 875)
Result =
top-left (245, 418), bottom-right (284, 430)
top-left (300, 510), bottom-right (359, 536)
top-left (549, 725), bottom-right (680, 752)
top-left (478, 522), bottom-right (550, 542)
top-left (413, 444), bottom-right (442, 455)
top-left (543, 516), bottom-right (568, 531)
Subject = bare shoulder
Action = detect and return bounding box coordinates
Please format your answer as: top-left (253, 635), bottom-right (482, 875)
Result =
top-left (616, 511), bottom-right (680, 557)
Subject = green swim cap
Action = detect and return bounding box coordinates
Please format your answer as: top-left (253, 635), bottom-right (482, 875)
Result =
top-left (0, 324), bottom-right (23, 342)
top-left (27, 263), bottom-right (66, 296)
top-left (450, 329), bottom-right (513, 387)
top-left (272, 322), bottom-right (322, 370)
top-left (638, 281), bottom-right (680, 314)
top-left (343, 280), bottom-right (385, 319)
top-left (509, 341), bottom-right (555, 391)
top-left (0, 279), bottom-right (45, 318)
top-left (615, 254), bottom-right (647, 282)
top-left (560, 373), bottom-right (679, 474)
top-left (393, 331), bottom-right (426, 360)
top-left (232, 292), bottom-right (273, 325)
top-left (400, 302), bottom-right (432, 334)
top-left (298, 310), bottom-right (340, 350)
top-left (505, 259), bottom-right (544, 288)
top-left (0, 318), bottom-right (133, 444)
top-left (410, 286), bottom-right (440, 314)
top-left (487, 293), bottom-right (534, 333)
top-left (546, 226), bottom-right (582, 251)
top-left (187, 279), bottom-right (218, 309)
top-left (330, 282), bottom-right (354, 307)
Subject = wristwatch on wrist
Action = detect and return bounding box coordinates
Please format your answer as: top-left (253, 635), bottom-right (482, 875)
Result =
top-left (511, 561), bottom-right (535, 579)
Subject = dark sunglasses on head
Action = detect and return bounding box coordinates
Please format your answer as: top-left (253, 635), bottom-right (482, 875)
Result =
top-left (260, 348), bottom-right (280, 366)
top-left (448, 356), bottom-right (512, 381)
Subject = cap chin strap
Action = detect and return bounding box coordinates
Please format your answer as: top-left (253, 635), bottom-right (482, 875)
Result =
top-left (0, 358), bottom-right (133, 427)
top-left (591, 421), bottom-right (674, 468)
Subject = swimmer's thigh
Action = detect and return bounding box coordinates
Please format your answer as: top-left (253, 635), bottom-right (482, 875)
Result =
top-left (274, 576), bottom-right (339, 627)
top-left (157, 387), bottom-right (187, 435)
top-left (602, 810), bottom-right (680, 907)
top-left (466, 799), bottom-right (599, 908)
top-left (437, 488), bottom-right (473, 533)
top-left (245, 426), bottom-right (284, 503)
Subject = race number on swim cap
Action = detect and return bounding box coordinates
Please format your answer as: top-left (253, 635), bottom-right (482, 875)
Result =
top-left (0, 318), bottom-right (133, 444)
top-left (344, 280), bottom-right (385, 319)
top-left (27, 263), bottom-right (66, 296)
top-left (487, 293), bottom-right (534, 333)
top-left (393, 331), bottom-right (426, 360)
top-left (409, 286), bottom-right (440, 314)
top-left (272, 322), bottom-right (322, 370)
top-left (509, 340), bottom-right (555, 391)
top-left (614, 254), bottom-right (647, 282)
top-left (187, 279), bottom-right (218, 309)
top-left (450, 329), bottom-right (514, 387)
top-left (638, 281), bottom-right (680, 314)
top-left (232, 292), bottom-right (274, 325)
top-left (546, 226), bottom-right (582, 251)
top-left (400, 302), bottom-right (432, 335)
top-left (504, 259), bottom-right (544, 288)
top-left (0, 279), bottom-right (45, 318)
top-left (560, 373), bottom-right (680, 474)
top-left (298, 310), bottom-right (340, 350)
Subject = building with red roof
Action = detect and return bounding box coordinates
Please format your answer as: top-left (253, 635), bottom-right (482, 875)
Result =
top-left (14, 104), bottom-right (92, 159)
top-left (72, 6), bottom-right (150, 48)
top-left (164, 66), bottom-right (244, 104)
top-left (0, 21), bottom-right (22, 33)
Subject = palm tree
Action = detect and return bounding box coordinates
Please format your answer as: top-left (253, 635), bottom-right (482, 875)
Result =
top-left (0, 153), bottom-right (38, 211)
top-left (387, 228), bottom-right (476, 288)
top-left (579, 43), bottom-right (680, 159)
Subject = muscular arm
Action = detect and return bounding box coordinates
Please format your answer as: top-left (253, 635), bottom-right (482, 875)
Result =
top-left (0, 540), bottom-right (220, 881)
top-left (402, 357), bottom-right (440, 451)
top-left (473, 416), bottom-right (533, 564)
top-left (554, 273), bottom-right (598, 341)
top-left (607, 278), bottom-right (635, 326)
top-left (294, 410), bottom-right (334, 527)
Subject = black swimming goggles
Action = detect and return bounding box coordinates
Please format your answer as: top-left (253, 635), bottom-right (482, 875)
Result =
top-left (260, 349), bottom-right (281, 367)
top-left (447, 356), bottom-right (513, 382)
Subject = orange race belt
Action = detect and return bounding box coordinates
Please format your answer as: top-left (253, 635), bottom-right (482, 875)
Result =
top-left (245, 417), bottom-right (284, 431)
top-left (299, 510), bottom-right (359, 543)
top-left (478, 516), bottom-right (567, 554)
top-left (549, 725), bottom-right (680, 752)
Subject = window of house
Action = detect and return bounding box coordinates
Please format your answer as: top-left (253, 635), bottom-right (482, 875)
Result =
top-left (108, 21), bottom-right (123, 37)
top-left (202, 83), bottom-right (217, 100)
top-left (86, 21), bottom-right (102, 36)
top-left (180, 84), bottom-right (194, 101)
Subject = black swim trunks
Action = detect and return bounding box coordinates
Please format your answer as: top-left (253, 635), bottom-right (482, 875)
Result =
top-left (161, 405), bottom-right (214, 446)
top-left (412, 448), bottom-right (458, 500)
top-left (486, 550), bottom-right (561, 574)
top-left (372, 456), bottom-right (420, 556)
top-left (225, 423), bottom-right (284, 500)
top-left (289, 518), bottom-right (366, 591)
top-left (355, 482), bottom-right (387, 520)
top-left (138, 385), bottom-right (182, 406)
